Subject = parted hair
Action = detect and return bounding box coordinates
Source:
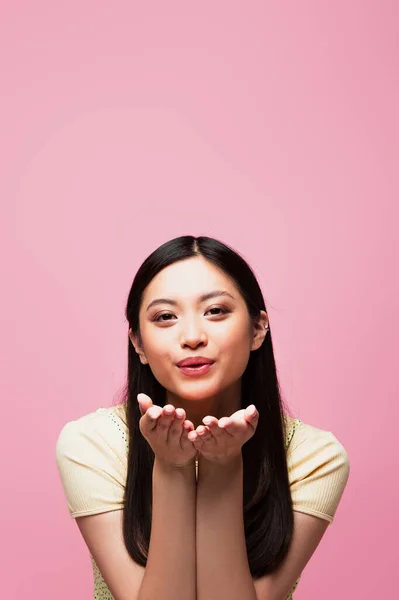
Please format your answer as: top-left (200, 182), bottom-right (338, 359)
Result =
top-left (120, 235), bottom-right (294, 578)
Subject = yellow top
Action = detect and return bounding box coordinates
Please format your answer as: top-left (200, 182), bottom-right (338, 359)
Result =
top-left (55, 404), bottom-right (350, 599)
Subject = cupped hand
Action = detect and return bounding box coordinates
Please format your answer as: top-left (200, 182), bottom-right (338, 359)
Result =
top-left (137, 393), bottom-right (197, 469)
top-left (187, 405), bottom-right (259, 464)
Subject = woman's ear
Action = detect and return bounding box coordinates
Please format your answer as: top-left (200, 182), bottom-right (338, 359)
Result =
top-left (250, 310), bottom-right (269, 351)
top-left (128, 328), bottom-right (148, 364)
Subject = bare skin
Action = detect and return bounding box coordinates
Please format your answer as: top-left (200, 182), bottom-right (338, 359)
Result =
top-left (137, 392), bottom-right (259, 467)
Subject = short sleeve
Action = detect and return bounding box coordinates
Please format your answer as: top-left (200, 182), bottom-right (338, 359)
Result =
top-left (287, 423), bottom-right (350, 524)
top-left (55, 412), bottom-right (127, 519)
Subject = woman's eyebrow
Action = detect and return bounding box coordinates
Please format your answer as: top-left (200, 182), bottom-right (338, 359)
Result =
top-left (146, 290), bottom-right (235, 312)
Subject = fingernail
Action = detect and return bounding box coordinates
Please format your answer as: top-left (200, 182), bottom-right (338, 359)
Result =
top-left (148, 407), bottom-right (158, 419)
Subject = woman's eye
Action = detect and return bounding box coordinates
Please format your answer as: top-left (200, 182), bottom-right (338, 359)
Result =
top-left (153, 307), bottom-right (230, 323)
top-left (154, 313), bottom-right (175, 322)
top-left (206, 307), bottom-right (229, 316)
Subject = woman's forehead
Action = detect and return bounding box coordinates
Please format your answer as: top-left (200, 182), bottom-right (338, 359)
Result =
top-left (144, 258), bottom-right (234, 297)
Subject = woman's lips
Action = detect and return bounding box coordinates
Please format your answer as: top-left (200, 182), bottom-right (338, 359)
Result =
top-left (177, 363), bottom-right (214, 377)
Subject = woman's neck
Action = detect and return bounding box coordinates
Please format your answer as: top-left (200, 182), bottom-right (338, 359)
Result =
top-left (167, 381), bottom-right (242, 429)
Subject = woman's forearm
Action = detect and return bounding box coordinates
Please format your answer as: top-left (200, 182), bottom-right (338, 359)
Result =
top-left (196, 454), bottom-right (257, 600)
top-left (138, 458), bottom-right (197, 600)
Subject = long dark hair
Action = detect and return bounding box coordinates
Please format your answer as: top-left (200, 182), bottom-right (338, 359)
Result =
top-left (120, 235), bottom-right (294, 578)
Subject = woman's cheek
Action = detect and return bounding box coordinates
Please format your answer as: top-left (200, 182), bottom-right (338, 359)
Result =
top-left (146, 346), bottom-right (174, 380)
top-left (146, 359), bottom-right (170, 387)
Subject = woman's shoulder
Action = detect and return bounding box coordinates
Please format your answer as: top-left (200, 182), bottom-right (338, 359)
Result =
top-left (287, 415), bottom-right (349, 459)
top-left (285, 414), bottom-right (350, 487)
top-left (283, 412), bottom-right (350, 485)
top-left (55, 403), bottom-right (129, 463)
top-left (55, 404), bottom-right (128, 518)
top-left (284, 415), bottom-right (350, 523)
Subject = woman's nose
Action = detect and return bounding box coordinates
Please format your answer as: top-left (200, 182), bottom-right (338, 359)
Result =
top-left (179, 321), bottom-right (207, 347)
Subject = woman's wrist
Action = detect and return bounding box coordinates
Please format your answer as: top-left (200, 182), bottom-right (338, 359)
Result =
top-left (197, 453), bottom-right (243, 484)
top-left (199, 452), bottom-right (242, 469)
top-left (154, 456), bottom-right (197, 477)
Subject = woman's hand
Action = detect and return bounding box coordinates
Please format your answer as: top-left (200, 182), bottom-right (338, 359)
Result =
top-left (187, 405), bottom-right (259, 464)
top-left (137, 393), bottom-right (197, 469)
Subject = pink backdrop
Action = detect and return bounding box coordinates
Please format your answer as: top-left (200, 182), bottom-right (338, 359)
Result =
top-left (2, 2), bottom-right (397, 598)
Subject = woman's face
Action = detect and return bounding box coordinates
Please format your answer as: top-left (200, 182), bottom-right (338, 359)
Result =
top-left (130, 256), bottom-right (268, 407)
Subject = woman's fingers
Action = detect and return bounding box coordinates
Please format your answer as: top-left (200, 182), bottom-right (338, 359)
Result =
top-left (220, 407), bottom-right (258, 435)
top-left (192, 407), bottom-right (260, 459)
top-left (168, 407), bottom-right (185, 445)
top-left (202, 416), bottom-right (224, 438)
top-left (137, 395), bottom-right (199, 467)
top-left (181, 419), bottom-right (195, 451)
top-left (202, 416), bottom-right (217, 428)
top-left (139, 405), bottom-right (162, 435)
top-left (137, 398), bottom-right (259, 467)
top-left (156, 405), bottom-right (176, 443)
top-left (219, 417), bottom-right (239, 435)
top-left (189, 424), bottom-right (214, 446)
top-left (139, 402), bottom-right (176, 440)
top-left (244, 405), bottom-right (259, 429)
top-left (137, 393), bottom-right (153, 416)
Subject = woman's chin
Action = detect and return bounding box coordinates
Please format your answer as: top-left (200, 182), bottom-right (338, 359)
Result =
top-left (170, 383), bottom-right (222, 402)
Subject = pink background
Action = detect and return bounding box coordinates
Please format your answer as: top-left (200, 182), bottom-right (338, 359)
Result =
top-left (1, 2), bottom-right (397, 598)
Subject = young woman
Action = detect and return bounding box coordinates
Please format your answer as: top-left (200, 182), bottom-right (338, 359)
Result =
top-left (56, 235), bottom-right (350, 600)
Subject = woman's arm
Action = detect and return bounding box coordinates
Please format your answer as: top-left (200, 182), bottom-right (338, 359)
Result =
top-left (196, 454), bottom-right (257, 600)
top-left (138, 457), bottom-right (197, 600)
